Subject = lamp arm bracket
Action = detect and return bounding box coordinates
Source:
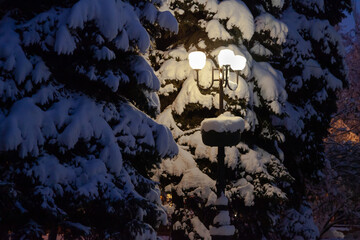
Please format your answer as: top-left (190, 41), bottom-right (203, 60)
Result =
top-left (226, 71), bottom-right (239, 91)
top-left (195, 69), bottom-right (214, 91)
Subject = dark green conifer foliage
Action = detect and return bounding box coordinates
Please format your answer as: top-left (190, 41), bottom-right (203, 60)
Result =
top-left (0, 0), bottom-right (178, 239)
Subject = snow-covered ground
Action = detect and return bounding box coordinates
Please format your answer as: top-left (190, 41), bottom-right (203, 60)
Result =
top-left (322, 226), bottom-right (360, 240)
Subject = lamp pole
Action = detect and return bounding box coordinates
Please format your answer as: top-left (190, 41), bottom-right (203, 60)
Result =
top-left (217, 66), bottom-right (226, 197)
top-left (213, 65), bottom-right (230, 240)
top-left (189, 49), bottom-right (246, 239)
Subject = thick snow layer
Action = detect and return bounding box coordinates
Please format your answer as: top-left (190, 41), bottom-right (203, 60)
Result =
top-left (31, 57), bottom-right (51, 84)
top-left (115, 31), bottom-right (129, 50)
top-left (158, 59), bottom-right (191, 83)
top-left (68, 0), bottom-right (123, 40)
top-left (176, 168), bottom-right (215, 195)
top-left (200, 113), bottom-right (245, 133)
top-left (309, 19), bottom-right (344, 56)
top-left (141, 2), bottom-right (158, 24)
top-left (231, 178), bottom-right (254, 206)
top-left (94, 46), bottom-right (116, 61)
top-left (157, 147), bottom-right (196, 177)
top-left (115, 103), bottom-right (178, 158)
top-left (324, 69), bottom-right (343, 90)
top-left (213, 211), bottom-right (231, 225)
top-left (272, 103), bottom-right (304, 137)
top-left (132, 56), bottom-right (161, 91)
top-left (250, 42), bottom-right (273, 56)
top-left (206, 20), bottom-right (232, 40)
top-left (281, 9), bottom-right (314, 63)
top-left (100, 71), bottom-right (120, 91)
top-left (142, 2), bottom-right (178, 33)
top-left (271, 0), bottom-right (285, 8)
top-left (255, 13), bottom-right (288, 44)
top-left (0, 94), bottom-right (178, 174)
top-left (252, 62), bottom-right (287, 114)
top-left (178, 131), bottom-right (218, 162)
top-left (54, 25), bottom-right (76, 55)
top-left (156, 107), bottom-right (184, 139)
top-left (32, 85), bottom-right (56, 105)
top-left (225, 145), bottom-right (241, 169)
top-left (17, 0), bottom-right (177, 57)
top-left (255, 13), bottom-right (288, 45)
top-left (214, 0), bottom-right (254, 40)
top-left (157, 11), bottom-right (179, 33)
top-left (172, 77), bottom-right (214, 115)
top-left (168, 47), bottom-right (189, 61)
top-left (0, 19), bottom-right (33, 85)
top-left (209, 225), bottom-right (235, 236)
top-left (190, 217), bottom-right (211, 240)
top-left (223, 73), bottom-right (250, 101)
top-left (280, 203), bottom-right (320, 239)
top-left (0, 0), bottom-right (174, 98)
top-left (215, 194), bottom-right (228, 206)
top-left (241, 146), bottom-right (274, 175)
top-left (322, 228), bottom-right (345, 239)
top-left (159, 83), bottom-right (177, 96)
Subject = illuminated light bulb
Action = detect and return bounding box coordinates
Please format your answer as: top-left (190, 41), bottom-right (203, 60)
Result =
top-left (218, 49), bottom-right (235, 67)
top-left (231, 55), bottom-right (246, 71)
top-left (188, 51), bottom-right (206, 70)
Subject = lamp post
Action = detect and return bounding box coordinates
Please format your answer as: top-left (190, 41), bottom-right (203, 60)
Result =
top-left (188, 49), bottom-right (246, 239)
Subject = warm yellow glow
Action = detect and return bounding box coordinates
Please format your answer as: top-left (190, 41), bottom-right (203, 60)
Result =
top-left (231, 55), bottom-right (246, 71)
top-left (329, 119), bottom-right (360, 143)
top-left (188, 51), bottom-right (206, 70)
top-left (166, 193), bottom-right (173, 206)
top-left (218, 49), bottom-right (235, 67)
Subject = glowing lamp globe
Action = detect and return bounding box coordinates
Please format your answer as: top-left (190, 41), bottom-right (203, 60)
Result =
top-left (188, 51), bottom-right (206, 70)
top-left (231, 55), bottom-right (246, 71)
top-left (218, 49), bottom-right (235, 67)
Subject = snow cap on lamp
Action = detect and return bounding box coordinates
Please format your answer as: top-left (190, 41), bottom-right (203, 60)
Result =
top-left (231, 55), bottom-right (246, 71)
top-left (189, 51), bottom-right (206, 70)
top-left (218, 49), bottom-right (235, 67)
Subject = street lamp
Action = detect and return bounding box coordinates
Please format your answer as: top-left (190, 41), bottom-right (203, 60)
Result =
top-left (188, 49), bottom-right (246, 239)
top-left (189, 50), bottom-right (246, 111)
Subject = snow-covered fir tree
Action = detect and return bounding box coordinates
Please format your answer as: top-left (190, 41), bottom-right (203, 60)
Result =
top-left (0, 0), bottom-right (178, 239)
top-left (151, 0), bottom-right (349, 239)
top-left (152, 0), bottom-right (294, 239)
top-left (274, 0), bottom-right (350, 183)
top-left (272, 0), bottom-right (351, 238)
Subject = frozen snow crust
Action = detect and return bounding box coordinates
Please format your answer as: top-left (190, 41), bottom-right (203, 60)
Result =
top-left (0, 0), bottom-right (178, 238)
top-left (200, 113), bottom-right (245, 133)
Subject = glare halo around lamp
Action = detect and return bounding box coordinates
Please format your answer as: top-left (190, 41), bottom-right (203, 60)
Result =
top-left (231, 55), bottom-right (246, 71)
top-left (218, 49), bottom-right (235, 67)
top-left (188, 51), bottom-right (206, 70)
